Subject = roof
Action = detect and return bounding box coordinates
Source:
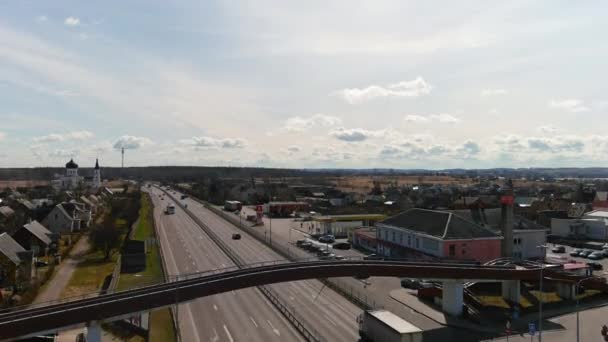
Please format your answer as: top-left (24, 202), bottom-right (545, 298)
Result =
top-left (450, 208), bottom-right (547, 231)
top-left (367, 310), bottom-right (422, 334)
top-left (0, 206), bottom-right (15, 218)
top-left (17, 199), bottom-right (35, 211)
top-left (0, 233), bottom-right (27, 265)
top-left (584, 210), bottom-right (608, 218)
top-left (313, 214), bottom-right (386, 222)
top-left (22, 221), bottom-right (52, 246)
top-left (515, 197), bottom-right (538, 206)
top-left (66, 159), bottom-right (79, 169)
top-left (79, 196), bottom-right (94, 207)
top-left (267, 201), bottom-right (309, 206)
top-left (88, 195), bottom-right (99, 203)
top-left (596, 192), bottom-right (608, 201)
top-left (381, 208), bottom-right (500, 240)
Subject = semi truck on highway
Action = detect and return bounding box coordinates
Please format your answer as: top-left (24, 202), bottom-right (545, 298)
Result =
top-left (224, 200), bottom-right (242, 211)
top-left (358, 310), bottom-right (422, 342)
top-left (165, 204), bottom-right (175, 215)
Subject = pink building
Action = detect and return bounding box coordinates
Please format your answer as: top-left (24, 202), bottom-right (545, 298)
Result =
top-left (375, 208), bottom-right (502, 263)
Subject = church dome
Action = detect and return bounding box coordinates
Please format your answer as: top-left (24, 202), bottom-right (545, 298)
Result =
top-left (66, 159), bottom-right (79, 169)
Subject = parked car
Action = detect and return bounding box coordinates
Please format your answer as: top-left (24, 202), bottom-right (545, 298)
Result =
top-left (231, 233), bottom-right (241, 240)
top-left (602, 248), bottom-right (608, 257)
top-left (570, 249), bottom-right (583, 257)
top-left (588, 262), bottom-right (604, 271)
top-left (551, 245), bottom-right (566, 253)
top-left (300, 242), bottom-right (312, 249)
top-left (333, 242), bottom-right (351, 250)
top-left (334, 255), bottom-right (345, 260)
top-left (35, 261), bottom-right (48, 267)
top-left (296, 239), bottom-right (307, 247)
top-left (318, 235), bottom-right (336, 244)
top-left (579, 249), bottom-right (593, 258)
top-left (317, 250), bottom-right (331, 257)
top-left (588, 251), bottom-right (604, 260)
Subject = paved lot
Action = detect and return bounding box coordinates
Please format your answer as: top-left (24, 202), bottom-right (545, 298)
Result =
top-left (548, 244), bottom-right (608, 277)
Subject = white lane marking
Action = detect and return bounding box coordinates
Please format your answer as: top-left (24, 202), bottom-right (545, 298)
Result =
top-left (211, 328), bottom-right (219, 342)
top-left (223, 324), bottom-right (235, 342)
top-left (267, 320), bottom-right (281, 336)
top-left (250, 316), bottom-right (258, 328)
top-left (213, 304), bottom-right (218, 311)
top-left (324, 314), bottom-right (338, 326)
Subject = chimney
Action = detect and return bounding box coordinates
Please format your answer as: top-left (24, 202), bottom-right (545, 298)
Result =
top-left (500, 179), bottom-right (514, 258)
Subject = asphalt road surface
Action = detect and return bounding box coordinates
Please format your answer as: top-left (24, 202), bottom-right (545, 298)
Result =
top-left (147, 187), bottom-right (304, 342)
top-left (169, 191), bottom-right (362, 342)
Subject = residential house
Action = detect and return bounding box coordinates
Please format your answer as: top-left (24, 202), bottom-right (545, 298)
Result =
top-left (42, 202), bottom-right (91, 234)
top-left (375, 208), bottom-right (502, 263)
top-left (12, 221), bottom-right (55, 257)
top-left (79, 195), bottom-right (97, 214)
top-left (0, 233), bottom-right (33, 287)
top-left (0, 206), bottom-right (17, 234)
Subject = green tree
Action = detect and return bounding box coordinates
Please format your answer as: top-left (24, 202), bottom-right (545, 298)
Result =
top-left (90, 217), bottom-right (121, 260)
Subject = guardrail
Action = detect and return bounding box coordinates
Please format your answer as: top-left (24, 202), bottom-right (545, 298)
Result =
top-left (160, 187), bottom-right (323, 342)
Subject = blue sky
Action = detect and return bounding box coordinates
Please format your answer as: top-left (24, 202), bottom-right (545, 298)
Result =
top-left (0, 1), bottom-right (607, 168)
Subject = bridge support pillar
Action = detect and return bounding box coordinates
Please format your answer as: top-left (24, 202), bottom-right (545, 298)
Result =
top-left (501, 280), bottom-right (521, 303)
top-left (86, 321), bottom-right (102, 342)
top-left (556, 282), bottom-right (575, 300)
top-left (442, 280), bottom-right (463, 316)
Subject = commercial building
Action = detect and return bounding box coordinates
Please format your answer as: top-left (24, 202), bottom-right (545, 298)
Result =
top-left (551, 209), bottom-right (608, 240)
top-left (375, 208), bottom-right (502, 262)
top-left (263, 201), bottom-right (310, 217)
top-left (312, 214), bottom-right (385, 239)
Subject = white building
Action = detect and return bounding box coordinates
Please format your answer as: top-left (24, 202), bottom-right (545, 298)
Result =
top-left (51, 159), bottom-right (102, 191)
top-left (551, 209), bottom-right (608, 240)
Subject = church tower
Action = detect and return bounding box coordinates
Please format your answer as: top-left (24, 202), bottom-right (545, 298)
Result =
top-left (93, 159), bottom-right (101, 188)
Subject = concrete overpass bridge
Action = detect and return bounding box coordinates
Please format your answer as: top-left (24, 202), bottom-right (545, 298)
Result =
top-left (0, 259), bottom-right (601, 341)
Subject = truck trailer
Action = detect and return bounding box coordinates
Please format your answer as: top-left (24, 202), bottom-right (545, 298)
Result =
top-left (224, 200), bottom-right (242, 211)
top-left (358, 310), bottom-right (422, 342)
top-left (165, 204), bottom-right (176, 215)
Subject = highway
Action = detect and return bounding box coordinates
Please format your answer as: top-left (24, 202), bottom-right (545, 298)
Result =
top-left (148, 187), bottom-right (304, 342)
top-left (168, 189), bottom-right (363, 342)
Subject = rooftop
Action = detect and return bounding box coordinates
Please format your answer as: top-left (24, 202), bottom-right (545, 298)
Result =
top-left (584, 209), bottom-right (608, 218)
top-left (368, 310), bottom-right (422, 334)
top-left (22, 221), bottom-right (52, 246)
top-left (0, 206), bottom-right (15, 218)
top-left (0, 233), bottom-right (27, 265)
top-left (381, 208), bottom-right (500, 240)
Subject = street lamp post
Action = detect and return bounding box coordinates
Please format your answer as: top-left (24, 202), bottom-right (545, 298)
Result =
top-left (537, 244), bottom-right (548, 342)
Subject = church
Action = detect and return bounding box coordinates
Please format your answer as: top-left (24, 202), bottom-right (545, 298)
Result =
top-left (51, 158), bottom-right (102, 191)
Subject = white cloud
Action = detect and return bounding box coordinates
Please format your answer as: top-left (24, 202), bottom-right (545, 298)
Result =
top-left (458, 140), bottom-right (481, 156)
top-left (113, 135), bottom-right (153, 150)
top-left (481, 88), bottom-right (507, 96)
top-left (181, 136), bottom-right (248, 149)
top-left (0, 132), bottom-right (5, 141)
top-left (430, 114), bottom-right (461, 123)
top-left (550, 99), bottom-right (589, 113)
top-left (64, 17), bottom-right (80, 27)
top-left (282, 114), bottom-right (342, 132)
top-left (335, 77), bottom-right (432, 104)
top-left (287, 145), bottom-right (301, 153)
top-left (495, 134), bottom-right (585, 153)
top-left (404, 113), bottom-right (461, 123)
top-left (403, 115), bottom-right (430, 123)
top-left (330, 128), bottom-right (384, 142)
top-left (33, 130), bottom-right (94, 143)
top-left (538, 125), bottom-right (559, 133)
top-left (36, 16), bottom-right (48, 22)
top-left (49, 148), bottom-right (79, 158)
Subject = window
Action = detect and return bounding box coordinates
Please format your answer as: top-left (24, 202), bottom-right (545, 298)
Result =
top-left (415, 238), bottom-right (420, 249)
top-left (449, 244), bottom-right (456, 256)
top-left (408, 235), bottom-right (411, 246)
top-left (384, 229), bottom-right (388, 241)
top-left (392, 231), bottom-right (396, 242)
top-left (400, 233), bottom-right (403, 244)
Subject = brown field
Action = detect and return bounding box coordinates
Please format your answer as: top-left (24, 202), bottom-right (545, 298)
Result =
top-left (0, 180), bottom-right (50, 189)
top-left (328, 175), bottom-right (474, 194)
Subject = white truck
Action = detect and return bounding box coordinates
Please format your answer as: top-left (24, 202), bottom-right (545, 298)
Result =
top-left (165, 204), bottom-right (176, 215)
top-left (358, 310), bottom-right (423, 342)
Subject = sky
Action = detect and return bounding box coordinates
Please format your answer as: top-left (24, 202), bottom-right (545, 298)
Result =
top-left (0, 1), bottom-right (607, 169)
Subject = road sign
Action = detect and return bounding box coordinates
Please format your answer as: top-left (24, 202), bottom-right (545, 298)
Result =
top-left (529, 322), bottom-right (536, 336)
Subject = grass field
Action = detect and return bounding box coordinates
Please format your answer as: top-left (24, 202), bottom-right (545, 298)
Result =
top-left (116, 193), bottom-right (176, 342)
top-left (61, 249), bottom-right (117, 299)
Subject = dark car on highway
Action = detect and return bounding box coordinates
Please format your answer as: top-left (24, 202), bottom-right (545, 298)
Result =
top-left (364, 253), bottom-right (382, 260)
top-left (231, 233), bottom-right (241, 240)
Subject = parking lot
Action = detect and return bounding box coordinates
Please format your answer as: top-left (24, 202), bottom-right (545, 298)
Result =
top-left (547, 243), bottom-right (608, 276)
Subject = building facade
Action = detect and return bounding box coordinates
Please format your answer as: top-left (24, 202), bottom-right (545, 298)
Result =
top-left (51, 158), bottom-right (102, 191)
